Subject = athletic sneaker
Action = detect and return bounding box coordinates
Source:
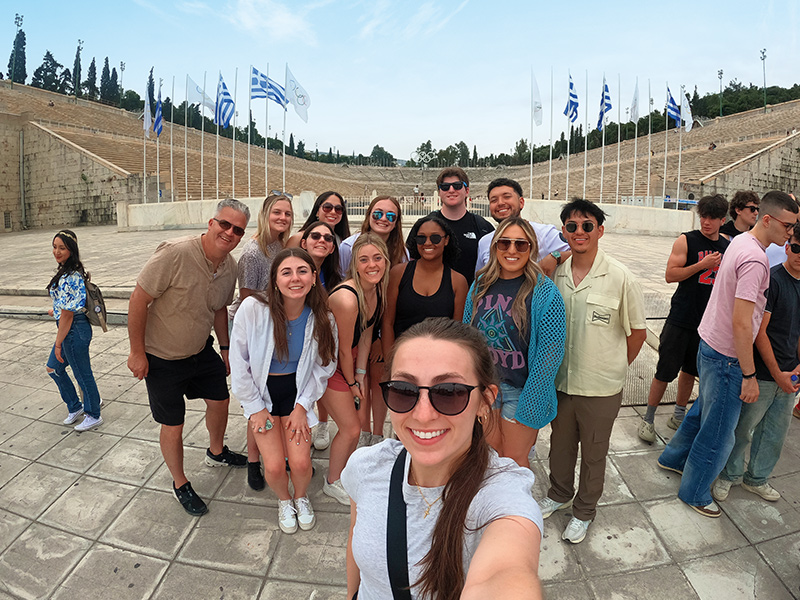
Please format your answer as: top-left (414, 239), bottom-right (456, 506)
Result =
top-left (278, 499), bottom-right (297, 534)
top-left (667, 415), bottom-right (683, 431)
top-left (638, 420), bottom-right (656, 443)
top-left (247, 461), bottom-right (265, 491)
top-left (323, 477), bottom-right (351, 505)
top-left (204, 446), bottom-right (247, 468)
top-left (173, 481), bottom-right (208, 516)
top-left (313, 422), bottom-right (331, 451)
top-left (537, 496), bottom-right (573, 519)
top-left (74, 415), bottom-right (103, 432)
top-left (742, 482), bottom-right (781, 501)
top-left (295, 496), bottom-right (316, 530)
top-left (712, 478), bottom-right (733, 502)
top-left (63, 408), bottom-right (84, 425)
top-left (686, 500), bottom-right (721, 518)
top-left (562, 517), bottom-right (591, 544)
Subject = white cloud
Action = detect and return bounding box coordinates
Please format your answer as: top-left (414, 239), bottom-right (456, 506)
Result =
top-left (357, 0), bottom-right (393, 39)
top-left (226, 0), bottom-right (319, 45)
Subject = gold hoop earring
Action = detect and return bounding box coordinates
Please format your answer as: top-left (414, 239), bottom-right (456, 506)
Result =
top-left (477, 414), bottom-right (487, 425)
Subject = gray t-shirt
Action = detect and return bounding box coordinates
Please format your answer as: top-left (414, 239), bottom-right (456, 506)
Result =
top-left (228, 238), bottom-right (283, 319)
top-left (341, 439), bottom-right (542, 599)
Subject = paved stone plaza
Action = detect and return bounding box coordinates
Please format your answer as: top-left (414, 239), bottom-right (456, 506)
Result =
top-left (0, 225), bottom-right (799, 599)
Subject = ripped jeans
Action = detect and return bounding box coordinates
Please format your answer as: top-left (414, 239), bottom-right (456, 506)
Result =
top-left (47, 313), bottom-right (102, 418)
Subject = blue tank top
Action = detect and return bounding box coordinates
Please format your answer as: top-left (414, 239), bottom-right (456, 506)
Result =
top-left (269, 306), bottom-right (311, 374)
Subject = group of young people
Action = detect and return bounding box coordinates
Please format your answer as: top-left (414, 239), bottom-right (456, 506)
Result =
top-left (43, 164), bottom-right (799, 598)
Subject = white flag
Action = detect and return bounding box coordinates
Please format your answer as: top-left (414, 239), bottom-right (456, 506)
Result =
top-left (187, 75), bottom-right (215, 112)
top-left (630, 80), bottom-right (639, 123)
top-left (681, 90), bottom-right (694, 132)
top-left (143, 84), bottom-right (152, 138)
top-left (285, 65), bottom-right (310, 123)
top-left (532, 73), bottom-right (543, 126)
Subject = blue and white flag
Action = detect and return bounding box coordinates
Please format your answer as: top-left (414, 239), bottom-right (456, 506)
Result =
top-left (285, 65), bottom-right (310, 123)
top-left (597, 78), bottom-right (612, 131)
top-left (143, 82), bottom-right (152, 138)
top-left (666, 88), bottom-right (681, 128)
top-left (564, 74), bottom-right (579, 123)
top-left (154, 83), bottom-right (163, 137)
top-left (215, 73), bottom-right (235, 128)
top-left (251, 66), bottom-right (288, 108)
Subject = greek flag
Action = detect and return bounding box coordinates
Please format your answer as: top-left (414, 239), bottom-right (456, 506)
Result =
top-left (564, 74), bottom-right (579, 123)
top-left (666, 88), bottom-right (681, 128)
top-left (597, 78), bottom-right (612, 132)
top-left (215, 73), bottom-right (235, 128)
top-left (251, 66), bottom-right (288, 108)
top-left (154, 84), bottom-right (163, 137)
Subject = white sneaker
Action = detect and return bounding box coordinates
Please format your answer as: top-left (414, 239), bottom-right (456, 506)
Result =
top-left (357, 431), bottom-right (371, 448)
top-left (667, 415), bottom-right (682, 430)
top-left (74, 415), bottom-right (103, 432)
top-left (742, 482), bottom-right (781, 501)
top-left (294, 496), bottom-right (316, 530)
top-left (313, 422), bottom-right (331, 451)
top-left (323, 477), bottom-right (351, 506)
top-left (278, 499), bottom-right (297, 533)
top-left (638, 420), bottom-right (656, 443)
top-left (63, 408), bottom-right (84, 425)
top-left (712, 478), bottom-right (734, 502)
top-left (537, 496), bottom-right (573, 519)
top-left (562, 516), bottom-right (592, 544)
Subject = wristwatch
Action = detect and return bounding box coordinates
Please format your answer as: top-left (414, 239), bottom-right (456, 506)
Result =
top-left (550, 251), bottom-right (562, 265)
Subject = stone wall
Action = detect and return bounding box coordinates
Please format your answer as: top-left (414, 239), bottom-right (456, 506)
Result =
top-left (0, 113), bottom-right (22, 231)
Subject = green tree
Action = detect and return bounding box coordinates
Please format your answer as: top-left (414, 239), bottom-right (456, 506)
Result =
top-left (370, 144), bottom-right (395, 166)
top-left (82, 57), bottom-right (97, 99)
top-left (512, 139), bottom-right (529, 165)
top-left (288, 133), bottom-right (295, 156)
top-left (456, 141), bottom-right (469, 166)
top-left (72, 42), bottom-right (82, 97)
top-left (472, 145), bottom-right (478, 166)
top-left (99, 57), bottom-right (111, 102)
top-left (437, 145), bottom-right (458, 166)
top-left (31, 51), bottom-right (62, 92)
top-left (296, 140), bottom-right (306, 158)
top-left (7, 28), bottom-right (26, 84)
top-left (109, 67), bottom-right (119, 105)
top-left (57, 67), bottom-right (72, 95)
top-left (119, 89), bottom-right (142, 112)
top-left (147, 68), bottom-right (155, 115)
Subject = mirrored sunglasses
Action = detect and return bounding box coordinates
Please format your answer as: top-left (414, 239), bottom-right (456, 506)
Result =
top-left (372, 210), bottom-right (397, 223)
top-left (379, 380), bottom-right (477, 416)
top-left (213, 218), bottom-right (245, 237)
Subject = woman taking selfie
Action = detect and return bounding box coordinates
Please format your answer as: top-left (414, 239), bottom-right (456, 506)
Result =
top-left (230, 248), bottom-right (337, 533)
top-left (287, 190), bottom-right (350, 247)
top-left (343, 318), bottom-right (543, 600)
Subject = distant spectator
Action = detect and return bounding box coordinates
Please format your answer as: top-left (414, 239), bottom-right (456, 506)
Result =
top-left (720, 191), bottom-right (759, 238)
top-left (708, 142), bottom-right (717, 151)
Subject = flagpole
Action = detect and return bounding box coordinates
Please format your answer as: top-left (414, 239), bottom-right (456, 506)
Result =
top-left (600, 84), bottom-right (606, 203)
top-left (156, 79), bottom-right (161, 204)
top-left (282, 64), bottom-right (287, 193)
top-left (583, 69), bottom-right (588, 200)
top-left (647, 79), bottom-right (652, 203)
top-left (143, 84), bottom-right (147, 204)
top-left (216, 72), bottom-right (220, 201)
top-left (565, 73), bottom-right (571, 201)
top-left (232, 67), bottom-right (238, 197)
top-left (615, 74), bottom-right (621, 204)
top-left (170, 75), bottom-right (175, 201)
top-left (265, 63), bottom-right (270, 197)
top-left (663, 84), bottom-right (669, 200)
top-left (248, 65), bottom-right (252, 199)
top-left (548, 67), bottom-right (553, 201)
top-left (632, 78), bottom-right (638, 200)
top-left (677, 85), bottom-right (683, 202)
top-left (184, 74), bottom-right (188, 201)
top-left (201, 71), bottom-right (206, 203)
top-left (529, 67), bottom-right (533, 198)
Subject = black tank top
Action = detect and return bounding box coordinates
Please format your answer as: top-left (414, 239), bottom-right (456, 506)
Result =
top-left (339, 284), bottom-right (381, 348)
top-left (393, 261), bottom-right (456, 338)
top-left (666, 230), bottom-right (730, 329)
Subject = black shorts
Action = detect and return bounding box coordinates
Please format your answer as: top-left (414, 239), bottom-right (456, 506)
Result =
top-left (654, 322), bottom-right (700, 382)
top-left (266, 373), bottom-right (297, 417)
top-left (145, 336), bottom-right (229, 426)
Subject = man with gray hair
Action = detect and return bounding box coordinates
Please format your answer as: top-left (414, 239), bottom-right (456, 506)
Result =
top-left (127, 199), bottom-right (251, 516)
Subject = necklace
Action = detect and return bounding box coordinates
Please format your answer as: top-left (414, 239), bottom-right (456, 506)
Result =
top-left (410, 465), bottom-right (442, 519)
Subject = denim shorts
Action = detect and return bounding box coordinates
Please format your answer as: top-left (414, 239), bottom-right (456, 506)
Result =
top-left (494, 382), bottom-right (521, 422)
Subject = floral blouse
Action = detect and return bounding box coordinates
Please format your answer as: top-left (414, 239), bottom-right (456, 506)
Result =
top-left (49, 272), bottom-right (86, 320)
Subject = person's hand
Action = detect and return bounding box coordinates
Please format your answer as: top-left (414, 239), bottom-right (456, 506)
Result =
top-left (284, 405), bottom-right (310, 446)
top-left (47, 308), bottom-right (54, 317)
top-left (369, 350), bottom-right (384, 364)
top-left (740, 377), bottom-right (760, 403)
top-left (127, 351), bottom-right (149, 380)
top-left (352, 374), bottom-right (366, 404)
top-left (55, 344), bottom-right (64, 363)
top-left (221, 349), bottom-right (230, 376)
top-left (775, 370), bottom-right (800, 395)
top-left (249, 408), bottom-right (275, 434)
top-left (698, 251), bottom-right (722, 270)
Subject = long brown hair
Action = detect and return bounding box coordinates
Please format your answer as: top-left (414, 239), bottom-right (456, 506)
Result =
top-left (334, 233), bottom-right (389, 332)
top-left (471, 217), bottom-right (544, 333)
top-left (47, 230), bottom-right (87, 290)
top-left (360, 195), bottom-right (406, 266)
top-left (258, 248), bottom-right (336, 365)
top-left (255, 194), bottom-right (294, 256)
top-left (386, 317), bottom-right (498, 600)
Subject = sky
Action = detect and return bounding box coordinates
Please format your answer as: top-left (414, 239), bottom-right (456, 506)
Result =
top-left (3, 0), bottom-right (798, 161)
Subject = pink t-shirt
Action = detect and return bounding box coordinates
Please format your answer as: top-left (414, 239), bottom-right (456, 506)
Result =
top-left (698, 233), bottom-right (769, 358)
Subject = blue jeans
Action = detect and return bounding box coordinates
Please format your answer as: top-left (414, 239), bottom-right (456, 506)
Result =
top-left (494, 382), bottom-right (521, 422)
top-left (719, 379), bottom-right (795, 486)
top-left (47, 313), bottom-right (102, 418)
top-left (658, 339), bottom-right (743, 506)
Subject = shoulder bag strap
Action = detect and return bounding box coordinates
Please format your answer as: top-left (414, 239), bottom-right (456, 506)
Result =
top-left (387, 448), bottom-right (412, 600)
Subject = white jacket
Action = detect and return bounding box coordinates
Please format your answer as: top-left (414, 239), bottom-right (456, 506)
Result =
top-left (230, 295), bottom-right (338, 425)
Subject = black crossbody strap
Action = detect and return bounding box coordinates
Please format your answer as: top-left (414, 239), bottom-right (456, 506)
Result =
top-left (387, 448), bottom-right (412, 600)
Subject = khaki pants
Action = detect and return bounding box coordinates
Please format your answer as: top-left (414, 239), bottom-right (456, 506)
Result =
top-left (546, 391), bottom-right (622, 521)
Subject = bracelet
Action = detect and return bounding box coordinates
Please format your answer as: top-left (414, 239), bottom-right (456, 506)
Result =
top-left (219, 345), bottom-right (230, 351)
top-left (742, 371), bottom-right (757, 379)
top-left (355, 368), bottom-right (367, 375)
top-left (347, 381), bottom-right (360, 388)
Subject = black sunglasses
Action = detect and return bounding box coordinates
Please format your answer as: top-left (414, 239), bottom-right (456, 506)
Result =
top-left (438, 182), bottom-right (466, 191)
top-left (495, 238), bottom-right (531, 252)
top-left (380, 381), bottom-right (478, 416)
top-left (744, 205), bottom-right (759, 213)
top-left (321, 202), bottom-right (344, 214)
top-left (308, 231), bottom-right (334, 243)
top-left (213, 218), bottom-right (245, 237)
top-left (415, 233), bottom-right (444, 245)
top-left (790, 243), bottom-right (800, 254)
top-left (565, 221), bottom-right (596, 233)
